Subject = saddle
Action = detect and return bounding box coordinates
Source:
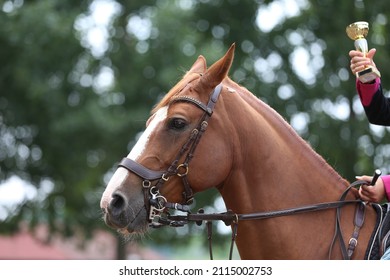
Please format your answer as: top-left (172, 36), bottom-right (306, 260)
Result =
top-left (365, 202), bottom-right (390, 259)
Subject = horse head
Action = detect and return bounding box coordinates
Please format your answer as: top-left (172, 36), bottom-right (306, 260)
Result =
top-left (100, 44), bottom-right (237, 235)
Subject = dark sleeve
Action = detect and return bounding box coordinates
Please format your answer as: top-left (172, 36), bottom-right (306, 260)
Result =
top-left (363, 84), bottom-right (390, 125)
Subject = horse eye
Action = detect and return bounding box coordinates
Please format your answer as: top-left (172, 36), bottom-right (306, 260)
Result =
top-left (168, 118), bottom-right (187, 130)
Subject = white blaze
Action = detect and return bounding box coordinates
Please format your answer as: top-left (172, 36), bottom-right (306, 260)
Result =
top-left (100, 107), bottom-right (168, 208)
top-left (128, 106), bottom-right (168, 160)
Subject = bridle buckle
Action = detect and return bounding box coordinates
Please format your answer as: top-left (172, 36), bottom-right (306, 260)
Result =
top-left (176, 164), bottom-right (189, 177)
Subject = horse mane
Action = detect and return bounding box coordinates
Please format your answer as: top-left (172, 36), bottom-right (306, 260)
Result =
top-left (228, 78), bottom-right (349, 186)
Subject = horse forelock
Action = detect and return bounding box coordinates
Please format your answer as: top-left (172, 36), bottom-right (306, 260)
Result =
top-left (152, 72), bottom-right (202, 114)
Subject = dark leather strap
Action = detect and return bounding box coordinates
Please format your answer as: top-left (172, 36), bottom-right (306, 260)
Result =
top-left (168, 200), bottom-right (362, 224)
top-left (347, 201), bottom-right (366, 257)
top-left (206, 221), bottom-right (213, 260)
top-left (237, 200), bottom-right (362, 221)
top-left (118, 157), bottom-right (165, 181)
top-left (171, 84), bottom-right (223, 116)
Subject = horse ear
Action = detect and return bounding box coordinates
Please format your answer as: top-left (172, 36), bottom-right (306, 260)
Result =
top-left (187, 55), bottom-right (207, 75)
top-left (199, 43), bottom-right (235, 90)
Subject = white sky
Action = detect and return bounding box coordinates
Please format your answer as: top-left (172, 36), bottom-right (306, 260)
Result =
top-left (256, 0), bottom-right (308, 33)
top-left (0, 176), bottom-right (36, 220)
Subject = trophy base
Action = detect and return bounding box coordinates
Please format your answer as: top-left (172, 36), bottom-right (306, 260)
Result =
top-left (357, 67), bottom-right (381, 83)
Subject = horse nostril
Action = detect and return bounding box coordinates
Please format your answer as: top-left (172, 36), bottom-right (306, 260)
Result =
top-left (109, 192), bottom-right (127, 216)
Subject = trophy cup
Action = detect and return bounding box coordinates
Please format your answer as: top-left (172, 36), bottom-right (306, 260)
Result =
top-left (346, 21), bottom-right (381, 83)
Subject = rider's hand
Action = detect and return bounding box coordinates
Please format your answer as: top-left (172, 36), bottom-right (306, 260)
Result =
top-left (349, 48), bottom-right (378, 76)
top-left (355, 175), bottom-right (386, 203)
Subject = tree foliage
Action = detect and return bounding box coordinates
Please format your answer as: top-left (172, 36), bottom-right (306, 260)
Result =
top-left (2, 0), bottom-right (390, 258)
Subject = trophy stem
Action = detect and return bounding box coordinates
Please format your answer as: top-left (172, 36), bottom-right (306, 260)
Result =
top-left (354, 38), bottom-right (368, 55)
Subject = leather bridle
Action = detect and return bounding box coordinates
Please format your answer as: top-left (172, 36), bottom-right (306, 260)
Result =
top-left (118, 84), bottom-right (223, 227)
top-left (116, 83), bottom-right (377, 260)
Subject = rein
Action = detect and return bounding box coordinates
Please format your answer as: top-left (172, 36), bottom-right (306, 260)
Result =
top-left (117, 83), bottom-right (377, 260)
top-left (161, 180), bottom-right (368, 260)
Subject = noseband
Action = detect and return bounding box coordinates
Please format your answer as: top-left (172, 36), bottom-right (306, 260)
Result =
top-left (118, 84), bottom-right (223, 227)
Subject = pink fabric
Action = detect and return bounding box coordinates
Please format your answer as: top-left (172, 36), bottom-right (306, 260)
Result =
top-left (356, 77), bottom-right (390, 201)
top-left (380, 175), bottom-right (390, 201)
top-left (356, 78), bottom-right (381, 106)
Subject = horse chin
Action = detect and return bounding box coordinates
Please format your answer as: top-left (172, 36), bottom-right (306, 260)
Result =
top-left (122, 215), bottom-right (149, 236)
top-left (118, 223), bottom-right (149, 237)
top-left (103, 205), bottom-right (149, 236)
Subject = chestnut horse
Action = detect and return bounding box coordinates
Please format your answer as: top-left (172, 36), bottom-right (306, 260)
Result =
top-left (100, 44), bottom-right (382, 259)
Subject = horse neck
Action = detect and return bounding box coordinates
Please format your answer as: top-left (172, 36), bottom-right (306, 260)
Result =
top-left (215, 80), bottom-right (368, 260)
top-left (219, 80), bottom-right (352, 213)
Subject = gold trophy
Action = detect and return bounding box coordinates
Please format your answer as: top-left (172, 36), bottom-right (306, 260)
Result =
top-left (346, 21), bottom-right (381, 83)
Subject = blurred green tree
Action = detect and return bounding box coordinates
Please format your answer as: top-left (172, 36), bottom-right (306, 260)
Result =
top-left (1, 0), bottom-right (390, 259)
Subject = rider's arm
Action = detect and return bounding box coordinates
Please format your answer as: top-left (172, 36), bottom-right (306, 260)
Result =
top-left (356, 78), bottom-right (381, 106)
top-left (358, 79), bottom-right (390, 125)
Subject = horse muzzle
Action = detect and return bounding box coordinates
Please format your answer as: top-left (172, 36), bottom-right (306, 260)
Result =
top-left (101, 190), bottom-right (148, 234)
